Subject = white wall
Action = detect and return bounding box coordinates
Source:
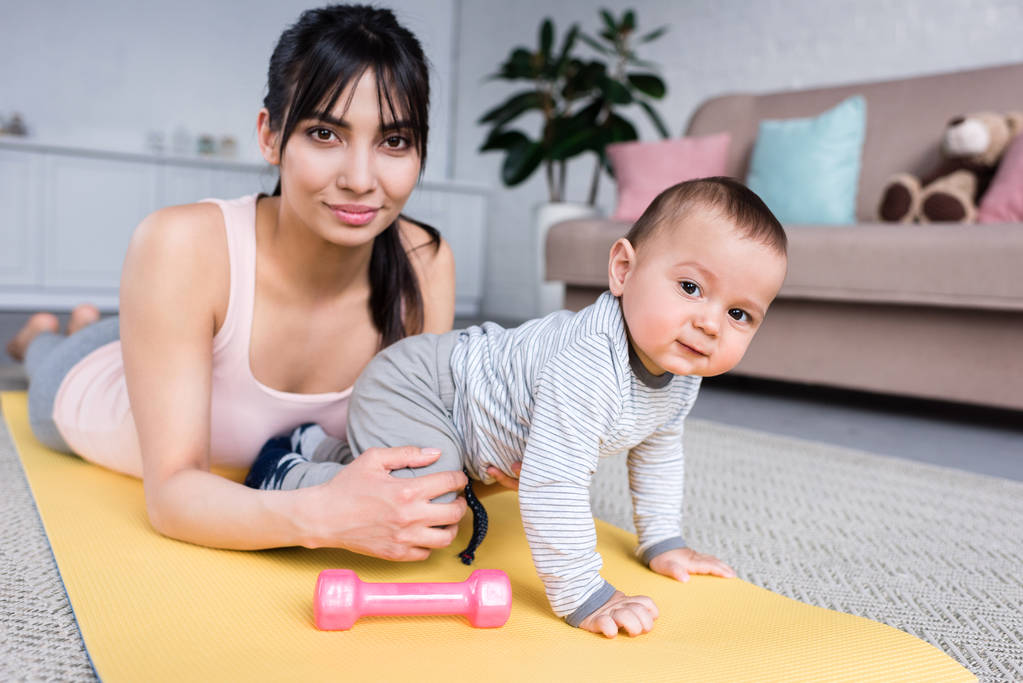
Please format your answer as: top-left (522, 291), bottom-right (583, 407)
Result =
top-left (454, 0), bottom-right (1023, 319)
top-left (0, 0), bottom-right (457, 180)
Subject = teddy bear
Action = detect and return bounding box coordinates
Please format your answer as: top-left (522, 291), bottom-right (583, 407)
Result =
top-left (877, 111), bottom-right (1023, 223)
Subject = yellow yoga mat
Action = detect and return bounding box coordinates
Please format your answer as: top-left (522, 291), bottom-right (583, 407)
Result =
top-left (2, 392), bottom-right (973, 682)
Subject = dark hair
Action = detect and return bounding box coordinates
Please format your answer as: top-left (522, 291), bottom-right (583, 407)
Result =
top-left (263, 4), bottom-right (438, 346)
top-left (626, 176), bottom-right (788, 255)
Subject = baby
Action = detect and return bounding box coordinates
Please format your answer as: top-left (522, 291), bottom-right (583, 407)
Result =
top-left (247, 176), bottom-right (788, 638)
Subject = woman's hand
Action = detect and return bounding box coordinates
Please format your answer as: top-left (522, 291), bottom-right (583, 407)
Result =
top-left (308, 446), bottom-right (468, 561)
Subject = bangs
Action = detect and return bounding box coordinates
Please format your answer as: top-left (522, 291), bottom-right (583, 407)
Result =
top-left (279, 41), bottom-right (428, 162)
top-left (374, 66), bottom-right (423, 145)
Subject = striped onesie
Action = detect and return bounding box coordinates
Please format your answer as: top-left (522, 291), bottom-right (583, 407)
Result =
top-left (248, 291), bottom-right (701, 627)
top-left (450, 291), bottom-right (700, 625)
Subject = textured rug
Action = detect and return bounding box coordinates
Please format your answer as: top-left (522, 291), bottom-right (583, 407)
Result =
top-left (591, 421), bottom-right (1023, 682)
top-left (1, 398), bottom-right (1019, 681)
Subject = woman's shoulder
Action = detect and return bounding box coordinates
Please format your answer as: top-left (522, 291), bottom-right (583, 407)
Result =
top-left (136, 201), bottom-right (224, 241)
top-left (129, 201), bottom-right (227, 258)
top-left (121, 200), bottom-right (231, 323)
top-left (125, 201), bottom-right (229, 280)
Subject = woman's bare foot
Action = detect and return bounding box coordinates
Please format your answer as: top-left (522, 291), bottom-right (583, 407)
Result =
top-left (6, 312), bottom-right (60, 362)
top-left (67, 303), bottom-right (101, 335)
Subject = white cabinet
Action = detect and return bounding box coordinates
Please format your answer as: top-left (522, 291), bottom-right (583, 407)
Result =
top-left (0, 148), bottom-right (38, 287)
top-left (0, 140), bottom-right (486, 315)
top-left (0, 140), bottom-right (272, 309)
top-left (157, 164), bottom-right (272, 208)
top-left (44, 154), bottom-right (157, 289)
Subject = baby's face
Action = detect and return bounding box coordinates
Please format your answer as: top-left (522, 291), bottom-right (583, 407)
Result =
top-left (611, 209), bottom-right (787, 377)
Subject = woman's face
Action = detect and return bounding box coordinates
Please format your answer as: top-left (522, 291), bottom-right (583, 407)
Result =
top-left (270, 69), bottom-right (421, 247)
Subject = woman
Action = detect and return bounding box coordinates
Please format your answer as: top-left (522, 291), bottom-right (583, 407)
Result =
top-left (7, 5), bottom-right (516, 559)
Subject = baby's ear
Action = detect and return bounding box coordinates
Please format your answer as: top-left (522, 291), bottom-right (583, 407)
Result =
top-left (607, 238), bottom-right (636, 296)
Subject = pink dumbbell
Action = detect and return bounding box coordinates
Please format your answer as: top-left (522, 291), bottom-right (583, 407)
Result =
top-left (314, 568), bottom-right (512, 630)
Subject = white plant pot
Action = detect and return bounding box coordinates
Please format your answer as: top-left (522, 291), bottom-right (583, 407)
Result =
top-left (532, 201), bottom-right (602, 317)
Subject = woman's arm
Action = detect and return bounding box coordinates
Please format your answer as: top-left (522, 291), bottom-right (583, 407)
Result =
top-left (120, 205), bottom-right (466, 553)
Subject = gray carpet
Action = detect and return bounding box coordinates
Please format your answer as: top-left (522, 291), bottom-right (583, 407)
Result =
top-left (1, 401), bottom-right (94, 680)
top-left (589, 421), bottom-right (1022, 681)
top-left (2, 408), bottom-right (1020, 681)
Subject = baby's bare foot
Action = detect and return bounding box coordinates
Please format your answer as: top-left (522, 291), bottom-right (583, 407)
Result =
top-left (67, 303), bottom-right (101, 335)
top-left (6, 312), bottom-right (60, 362)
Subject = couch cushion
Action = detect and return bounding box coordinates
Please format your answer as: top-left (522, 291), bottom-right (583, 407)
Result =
top-left (978, 133), bottom-right (1023, 223)
top-left (746, 95), bottom-right (866, 225)
top-left (547, 219), bottom-right (1023, 311)
top-left (781, 223), bottom-right (1023, 310)
top-left (606, 133), bottom-right (731, 221)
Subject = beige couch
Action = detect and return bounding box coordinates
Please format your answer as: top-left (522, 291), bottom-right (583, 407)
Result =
top-left (547, 62), bottom-right (1023, 411)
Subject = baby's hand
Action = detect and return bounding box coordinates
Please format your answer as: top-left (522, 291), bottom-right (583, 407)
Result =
top-left (578, 591), bottom-right (658, 639)
top-left (649, 547), bottom-right (736, 583)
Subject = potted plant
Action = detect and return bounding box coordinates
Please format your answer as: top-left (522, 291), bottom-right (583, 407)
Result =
top-left (478, 9), bottom-right (669, 314)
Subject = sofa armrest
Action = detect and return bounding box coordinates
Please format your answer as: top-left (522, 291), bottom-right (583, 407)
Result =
top-left (546, 218), bottom-right (630, 287)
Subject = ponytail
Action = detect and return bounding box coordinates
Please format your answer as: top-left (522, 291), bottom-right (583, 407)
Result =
top-left (370, 216), bottom-right (440, 347)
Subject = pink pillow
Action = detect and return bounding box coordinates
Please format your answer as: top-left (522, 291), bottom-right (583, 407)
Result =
top-left (607, 133), bottom-right (731, 221)
top-left (978, 133), bottom-right (1023, 223)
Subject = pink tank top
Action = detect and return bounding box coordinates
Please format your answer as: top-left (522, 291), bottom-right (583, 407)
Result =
top-left (53, 194), bottom-right (352, 474)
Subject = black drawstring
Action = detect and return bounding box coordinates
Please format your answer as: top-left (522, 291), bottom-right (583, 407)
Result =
top-left (457, 468), bottom-right (488, 565)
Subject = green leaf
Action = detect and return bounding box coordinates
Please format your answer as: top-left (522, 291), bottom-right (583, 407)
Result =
top-left (548, 114), bottom-right (602, 160)
top-left (623, 10), bottom-right (636, 32)
top-left (562, 60), bottom-right (605, 100)
top-left (559, 99), bottom-right (604, 131)
top-left (478, 90), bottom-right (544, 126)
top-left (554, 24), bottom-right (579, 74)
top-left (479, 129), bottom-right (530, 152)
top-left (639, 26), bottom-right (668, 43)
top-left (627, 73), bottom-right (666, 98)
top-left (493, 48), bottom-right (537, 80)
top-left (578, 32), bottom-right (610, 54)
top-left (539, 19), bottom-right (554, 60)
top-left (637, 99), bottom-right (671, 138)
top-left (570, 99), bottom-right (604, 126)
top-left (599, 9), bottom-right (617, 33)
top-left (501, 138), bottom-right (545, 186)
top-left (604, 113), bottom-right (639, 144)
top-left (550, 127), bottom-right (600, 161)
top-left (599, 76), bottom-right (633, 105)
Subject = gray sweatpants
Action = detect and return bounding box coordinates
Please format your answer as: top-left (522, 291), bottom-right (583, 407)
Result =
top-left (23, 316), bottom-right (121, 453)
top-left (273, 331), bottom-right (465, 502)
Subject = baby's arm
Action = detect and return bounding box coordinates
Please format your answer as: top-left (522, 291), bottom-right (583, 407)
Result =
top-left (518, 335), bottom-right (631, 632)
top-left (628, 391), bottom-right (734, 579)
top-left (628, 423), bottom-right (688, 563)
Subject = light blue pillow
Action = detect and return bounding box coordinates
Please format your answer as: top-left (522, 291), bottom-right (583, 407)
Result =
top-left (746, 95), bottom-right (866, 225)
